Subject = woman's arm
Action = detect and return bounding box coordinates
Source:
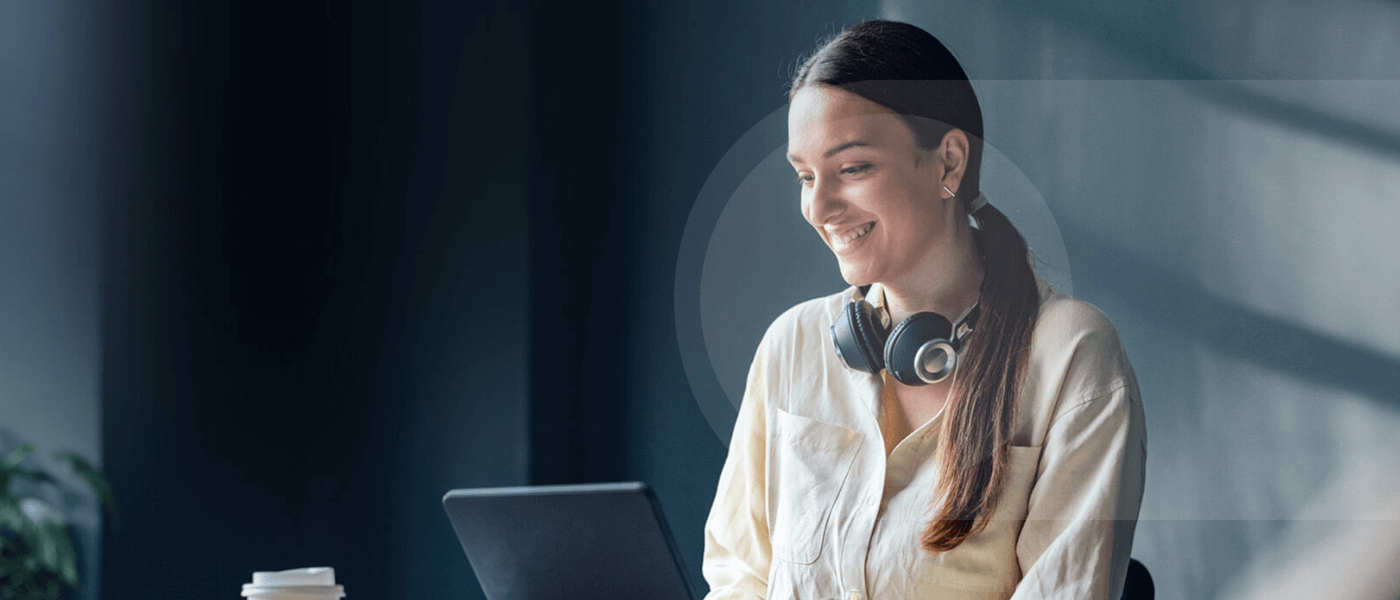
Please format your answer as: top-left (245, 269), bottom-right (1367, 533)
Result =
top-left (1010, 375), bottom-right (1147, 600)
top-left (702, 336), bottom-right (775, 600)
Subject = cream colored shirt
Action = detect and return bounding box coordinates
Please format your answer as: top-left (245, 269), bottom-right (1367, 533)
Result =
top-left (702, 277), bottom-right (1146, 600)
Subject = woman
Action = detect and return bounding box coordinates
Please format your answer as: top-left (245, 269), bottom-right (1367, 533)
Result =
top-left (702, 20), bottom-right (1146, 600)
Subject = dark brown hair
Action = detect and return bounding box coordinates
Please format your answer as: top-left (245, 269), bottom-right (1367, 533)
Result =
top-left (789, 20), bottom-right (1041, 552)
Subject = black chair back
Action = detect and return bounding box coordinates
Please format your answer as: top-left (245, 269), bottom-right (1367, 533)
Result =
top-left (1120, 558), bottom-right (1154, 600)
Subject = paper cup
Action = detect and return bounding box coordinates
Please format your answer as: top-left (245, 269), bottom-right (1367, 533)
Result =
top-left (242, 567), bottom-right (345, 600)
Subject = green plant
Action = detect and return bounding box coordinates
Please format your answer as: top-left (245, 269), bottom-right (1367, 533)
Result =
top-left (0, 444), bottom-right (115, 600)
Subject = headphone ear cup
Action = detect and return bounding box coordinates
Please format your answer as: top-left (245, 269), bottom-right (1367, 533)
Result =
top-left (851, 301), bottom-right (889, 372)
top-left (831, 300), bottom-right (887, 374)
top-left (884, 312), bottom-right (954, 386)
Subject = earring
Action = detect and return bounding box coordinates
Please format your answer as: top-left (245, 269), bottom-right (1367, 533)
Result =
top-left (942, 185), bottom-right (956, 199)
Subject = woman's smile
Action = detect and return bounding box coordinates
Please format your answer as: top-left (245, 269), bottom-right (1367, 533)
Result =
top-left (829, 221), bottom-right (876, 251)
top-left (788, 84), bottom-right (958, 288)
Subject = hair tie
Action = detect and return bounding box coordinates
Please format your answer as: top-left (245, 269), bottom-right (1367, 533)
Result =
top-left (943, 186), bottom-right (990, 215)
top-left (968, 192), bottom-right (989, 214)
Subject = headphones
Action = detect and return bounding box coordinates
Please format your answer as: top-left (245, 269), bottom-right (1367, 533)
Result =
top-left (830, 286), bottom-right (980, 386)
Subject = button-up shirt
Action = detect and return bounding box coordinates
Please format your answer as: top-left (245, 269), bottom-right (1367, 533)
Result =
top-left (702, 277), bottom-right (1146, 599)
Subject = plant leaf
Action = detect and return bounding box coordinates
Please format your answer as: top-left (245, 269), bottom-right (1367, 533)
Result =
top-left (51, 451), bottom-right (117, 523)
top-left (2, 444), bottom-right (35, 470)
top-left (0, 496), bottom-right (35, 539)
top-left (31, 520), bottom-right (78, 588)
top-left (1, 494), bottom-right (85, 597)
top-left (11, 467), bottom-right (52, 484)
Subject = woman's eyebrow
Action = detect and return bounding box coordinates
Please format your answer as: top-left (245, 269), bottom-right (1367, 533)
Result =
top-left (786, 140), bottom-right (873, 164)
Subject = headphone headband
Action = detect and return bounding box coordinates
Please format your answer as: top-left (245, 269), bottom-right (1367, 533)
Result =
top-left (951, 301), bottom-right (979, 344)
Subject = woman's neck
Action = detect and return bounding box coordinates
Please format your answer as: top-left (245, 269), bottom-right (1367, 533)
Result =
top-left (880, 228), bottom-right (984, 324)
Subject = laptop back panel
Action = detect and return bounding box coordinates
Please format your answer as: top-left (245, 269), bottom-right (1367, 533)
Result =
top-left (443, 482), bottom-right (698, 600)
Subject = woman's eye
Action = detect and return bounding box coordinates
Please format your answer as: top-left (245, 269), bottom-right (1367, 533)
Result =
top-left (795, 165), bottom-right (869, 187)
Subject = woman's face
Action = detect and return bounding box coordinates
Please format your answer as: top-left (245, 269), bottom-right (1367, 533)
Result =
top-left (787, 84), bottom-right (957, 289)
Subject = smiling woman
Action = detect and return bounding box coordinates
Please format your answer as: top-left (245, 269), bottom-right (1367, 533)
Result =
top-left (786, 86), bottom-right (984, 315)
top-left (702, 20), bottom-right (1147, 600)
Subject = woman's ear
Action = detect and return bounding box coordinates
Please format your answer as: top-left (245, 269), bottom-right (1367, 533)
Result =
top-left (936, 129), bottom-right (970, 198)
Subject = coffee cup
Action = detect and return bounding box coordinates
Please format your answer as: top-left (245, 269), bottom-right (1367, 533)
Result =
top-left (241, 567), bottom-right (345, 600)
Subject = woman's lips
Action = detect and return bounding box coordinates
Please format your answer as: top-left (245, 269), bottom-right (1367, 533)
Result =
top-left (831, 221), bottom-right (875, 251)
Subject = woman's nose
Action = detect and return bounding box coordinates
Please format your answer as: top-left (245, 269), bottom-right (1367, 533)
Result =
top-left (805, 177), bottom-right (843, 224)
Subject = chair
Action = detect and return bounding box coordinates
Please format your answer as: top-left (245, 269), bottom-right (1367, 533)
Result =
top-left (1120, 558), bottom-right (1154, 600)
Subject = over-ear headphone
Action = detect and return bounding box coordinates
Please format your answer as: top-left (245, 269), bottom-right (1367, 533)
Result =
top-left (830, 286), bottom-right (980, 386)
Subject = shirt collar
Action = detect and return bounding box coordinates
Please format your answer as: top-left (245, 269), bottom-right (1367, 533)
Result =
top-left (852, 282), bottom-right (894, 330)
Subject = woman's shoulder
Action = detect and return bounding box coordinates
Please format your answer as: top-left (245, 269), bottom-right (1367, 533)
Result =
top-left (762, 287), bottom-right (850, 337)
top-left (1019, 284), bottom-right (1145, 452)
top-left (753, 287), bottom-right (853, 358)
top-left (1034, 287), bottom-right (1123, 345)
top-left (1025, 285), bottom-right (1138, 410)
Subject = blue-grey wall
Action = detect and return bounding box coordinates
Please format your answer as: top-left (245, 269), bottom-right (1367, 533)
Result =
top-left (1, 1), bottom-right (111, 598)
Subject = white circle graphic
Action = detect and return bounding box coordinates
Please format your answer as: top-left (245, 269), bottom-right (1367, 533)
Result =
top-left (676, 103), bottom-right (1072, 446)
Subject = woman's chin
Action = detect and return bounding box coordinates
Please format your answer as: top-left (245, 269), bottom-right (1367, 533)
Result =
top-left (836, 264), bottom-right (875, 287)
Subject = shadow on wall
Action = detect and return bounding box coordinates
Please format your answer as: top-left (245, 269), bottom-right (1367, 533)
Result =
top-left (1064, 221), bottom-right (1400, 600)
top-left (1213, 453), bottom-right (1400, 600)
top-left (1064, 221), bottom-right (1400, 410)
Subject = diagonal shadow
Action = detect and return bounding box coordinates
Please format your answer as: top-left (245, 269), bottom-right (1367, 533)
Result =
top-left (1061, 221), bottom-right (1400, 411)
top-left (1011, 0), bottom-right (1400, 162)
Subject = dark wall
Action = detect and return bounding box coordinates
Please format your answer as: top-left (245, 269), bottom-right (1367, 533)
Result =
top-left (102, 2), bottom-right (533, 599)
top-left (100, 0), bottom-right (872, 599)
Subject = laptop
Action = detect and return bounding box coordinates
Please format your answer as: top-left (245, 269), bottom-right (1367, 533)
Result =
top-left (443, 481), bottom-right (700, 600)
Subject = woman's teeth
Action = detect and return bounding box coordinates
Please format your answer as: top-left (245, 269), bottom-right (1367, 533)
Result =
top-left (835, 222), bottom-right (874, 247)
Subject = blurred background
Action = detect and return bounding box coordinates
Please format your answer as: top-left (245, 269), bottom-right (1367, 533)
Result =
top-left (1, 0), bottom-right (1397, 599)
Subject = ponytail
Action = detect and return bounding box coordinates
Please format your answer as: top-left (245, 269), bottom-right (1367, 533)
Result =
top-left (919, 200), bottom-right (1040, 551)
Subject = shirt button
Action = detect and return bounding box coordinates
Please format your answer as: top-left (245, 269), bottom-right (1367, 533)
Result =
top-left (848, 591), bottom-right (863, 600)
top-left (867, 496), bottom-right (879, 508)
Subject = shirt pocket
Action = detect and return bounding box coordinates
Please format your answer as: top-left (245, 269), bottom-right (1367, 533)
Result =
top-left (917, 444), bottom-right (1043, 596)
top-left (767, 407), bottom-right (863, 565)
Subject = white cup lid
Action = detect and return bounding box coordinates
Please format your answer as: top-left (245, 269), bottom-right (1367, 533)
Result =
top-left (243, 568), bottom-right (344, 598)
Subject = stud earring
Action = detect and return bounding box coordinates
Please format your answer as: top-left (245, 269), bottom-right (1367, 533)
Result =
top-left (942, 185), bottom-right (956, 199)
